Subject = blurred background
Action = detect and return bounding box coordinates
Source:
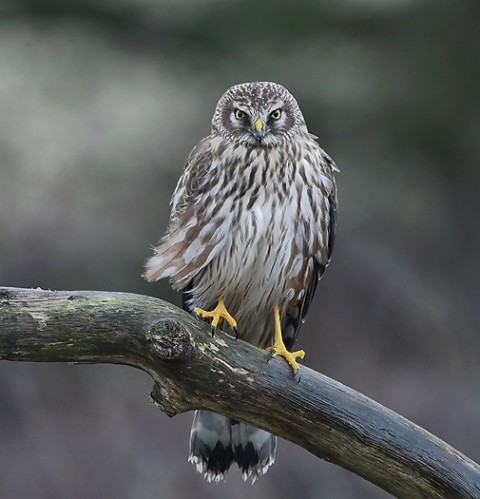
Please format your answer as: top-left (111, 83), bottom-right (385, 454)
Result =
top-left (1, 0), bottom-right (479, 497)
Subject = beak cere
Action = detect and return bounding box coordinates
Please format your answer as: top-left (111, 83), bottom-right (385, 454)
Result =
top-left (253, 118), bottom-right (266, 140)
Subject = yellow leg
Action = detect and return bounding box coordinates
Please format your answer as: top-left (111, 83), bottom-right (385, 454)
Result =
top-left (266, 306), bottom-right (305, 374)
top-left (194, 297), bottom-right (238, 338)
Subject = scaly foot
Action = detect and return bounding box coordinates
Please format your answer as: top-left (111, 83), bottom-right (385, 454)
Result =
top-left (266, 344), bottom-right (305, 375)
top-left (266, 305), bottom-right (305, 374)
top-left (194, 297), bottom-right (238, 338)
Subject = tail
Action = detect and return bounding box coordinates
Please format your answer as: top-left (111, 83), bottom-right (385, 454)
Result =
top-left (188, 410), bottom-right (276, 483)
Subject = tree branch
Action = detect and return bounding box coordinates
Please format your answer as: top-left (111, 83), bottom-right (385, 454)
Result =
top-left (0, 286), bottom-right (479, 498)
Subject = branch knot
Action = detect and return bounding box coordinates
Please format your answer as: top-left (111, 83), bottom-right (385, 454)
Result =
top-left (147, 320), bottom-right (193, 361)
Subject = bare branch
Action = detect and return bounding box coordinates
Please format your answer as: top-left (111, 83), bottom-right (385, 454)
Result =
top-left (0, 286), bottom-right (479, 498)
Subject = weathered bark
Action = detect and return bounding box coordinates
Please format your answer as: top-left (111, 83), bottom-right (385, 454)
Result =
top-left (0, 286), bottom-right (479, 498)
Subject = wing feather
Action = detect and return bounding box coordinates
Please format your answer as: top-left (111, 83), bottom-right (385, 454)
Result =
top-left (283, 150), bottom-right (337, 350)
top-left (144, 137), bottom-right (218, 286)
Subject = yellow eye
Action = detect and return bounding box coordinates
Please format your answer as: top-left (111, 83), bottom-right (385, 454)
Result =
top-left (270, 109), bottom-right (282, 120)
top-left (234, 109), bottom-right (246, 120)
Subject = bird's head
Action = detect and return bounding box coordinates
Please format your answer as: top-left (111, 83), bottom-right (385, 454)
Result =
top-left (212, 82), bottom-right (307, 147)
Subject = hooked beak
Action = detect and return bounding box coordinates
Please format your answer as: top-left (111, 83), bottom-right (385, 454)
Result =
top-left (253, 118), bottom-right (266, 141)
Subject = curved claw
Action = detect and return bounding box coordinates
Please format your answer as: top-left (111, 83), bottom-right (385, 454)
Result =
top-left (233, 326), bottom-right (239, 340)
top-left (266, 349), bottom-right (276, 363)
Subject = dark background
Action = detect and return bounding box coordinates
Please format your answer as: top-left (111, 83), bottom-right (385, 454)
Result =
top-left (1, 1), bottom-right (479, 498)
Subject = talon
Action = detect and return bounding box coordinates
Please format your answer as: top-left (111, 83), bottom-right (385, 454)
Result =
top-left (266, 349), bottom-right (276, 363)
top-left (193, 297), bottom-right (238, 338)
top-left (265, 306), bottom-right (305, 375)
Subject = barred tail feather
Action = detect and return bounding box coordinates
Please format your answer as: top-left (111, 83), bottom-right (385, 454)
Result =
top-left (189, 410), bottom-right (276, 483)
top-left (231, 419), bottom-right (277, 482)
top-left (189, 411), bottom-right (234, 482)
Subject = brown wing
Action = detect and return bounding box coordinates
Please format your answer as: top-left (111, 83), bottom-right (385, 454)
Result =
top-left (169, 137), bottom-right (213, 224)
top-left (283, 152), bottom-right (338, 351)
top-left (143, 137), bottom-right (214, 285)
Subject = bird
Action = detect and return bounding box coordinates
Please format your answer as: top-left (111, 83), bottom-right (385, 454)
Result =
top-left (144, 81), bottom-right (338, 482)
